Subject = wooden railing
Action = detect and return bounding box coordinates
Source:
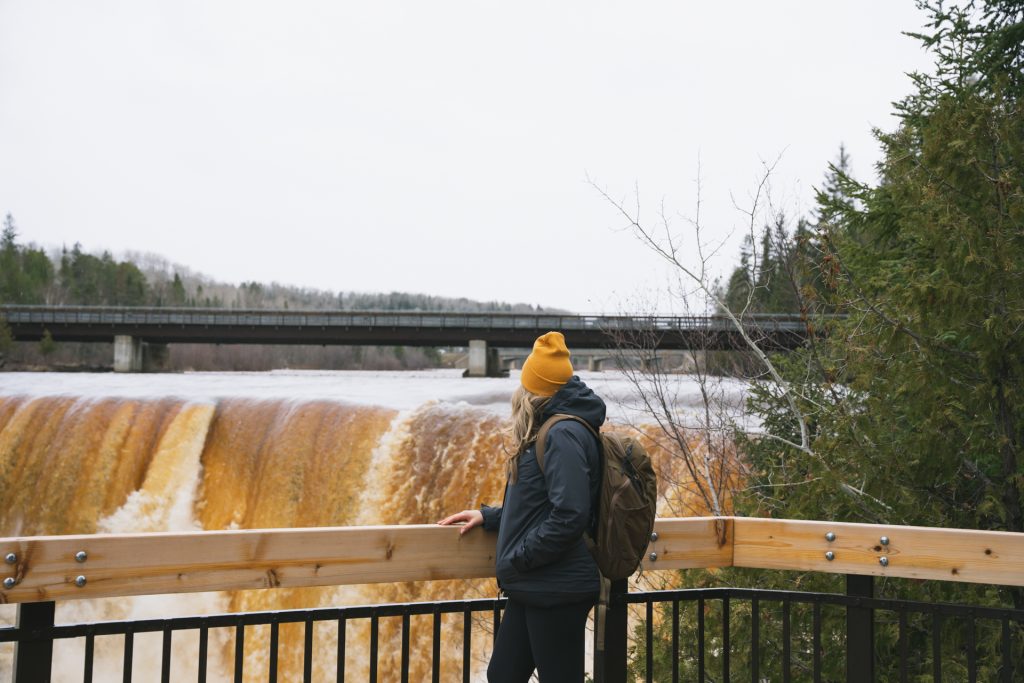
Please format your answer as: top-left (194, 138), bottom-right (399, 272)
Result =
top-left (3, 517), bottom-right (1023, 604)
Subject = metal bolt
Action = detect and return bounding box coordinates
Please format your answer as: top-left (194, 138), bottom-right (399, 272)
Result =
top-left (825, 532), bottom-right (836, 542)
top-left (650, 532), bottom-right (659, 542)
top-left (879, 556), bottom-right (889, 567)
top-left (75, 551), bottom-right (88, 563)
top-left (825, 551), bottom-right (835, 561)
top-left (3, 577), bottom-right (15, 589)
top-left (648, 552), bottom-right (658, 562)
top-left (75, 575), bottom-right (87, 587)
top-left (4, 552), bottom-right (15, 564)
top-left (880, 536), bottom-right (890, 546)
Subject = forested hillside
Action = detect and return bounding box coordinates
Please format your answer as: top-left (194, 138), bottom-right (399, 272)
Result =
top-left (0, 221), bottom-right (565, 370)
top-left (0, 220), bottom-right (561, 313)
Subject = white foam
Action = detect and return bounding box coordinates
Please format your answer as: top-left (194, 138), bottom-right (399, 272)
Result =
top-left (0, 369), bottom-right (748, 422)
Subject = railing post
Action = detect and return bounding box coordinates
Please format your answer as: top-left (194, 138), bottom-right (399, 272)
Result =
top-left (13, 601), bottom-right (55, 683)
top-left (593, 578), bottom-right (628, 683)
top-left (846, 574), bottom-right (874, 683)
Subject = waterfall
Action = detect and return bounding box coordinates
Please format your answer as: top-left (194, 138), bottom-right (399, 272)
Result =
top-left (0, 379), bottom-right (716, 680)
top-left (0, 394), bottom-right (510, 680)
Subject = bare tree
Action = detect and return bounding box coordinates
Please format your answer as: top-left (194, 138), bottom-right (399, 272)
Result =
top-left (590, 160), bottom-right (894, 527)
top-left (602, 297), bottom-right (748, 525)
top-left (591, 159), bottom-right (815, 454)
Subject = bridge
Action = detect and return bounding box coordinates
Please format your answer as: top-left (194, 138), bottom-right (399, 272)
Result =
top-left (1, 305), bottom-right (812, 373)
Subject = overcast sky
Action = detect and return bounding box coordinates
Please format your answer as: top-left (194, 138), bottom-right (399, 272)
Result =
top-left (0, 2), bottom-right (933, 313)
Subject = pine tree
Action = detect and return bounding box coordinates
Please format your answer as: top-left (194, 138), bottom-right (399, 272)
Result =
top-left (0, 214), bottom-right (20, 303)
top-left (646, 8), bottom-right (1024, 669)
top-left (38, 329), bottom-right (57, 356)
top-left (170, 273), bottom-right (187, 306)
top-left (737, 0), bottom-right (1024, 622)
top-left (1, 213), bottom-right (16, 250)
top-left (0, 314), bottom-right (13, 363)
top-left (723, 235), bottom-right (755, 313)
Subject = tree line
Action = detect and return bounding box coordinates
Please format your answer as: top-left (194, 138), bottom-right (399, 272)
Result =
top-left (718, 145), bottom-right (851, 318)
top-left (0, 223), bottom-right (563, 313)
top-left (0, 222), bottom-right (565, 370)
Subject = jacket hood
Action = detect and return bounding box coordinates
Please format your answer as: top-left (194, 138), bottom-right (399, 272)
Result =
top-left (541, 375), bottom-right (606, 431)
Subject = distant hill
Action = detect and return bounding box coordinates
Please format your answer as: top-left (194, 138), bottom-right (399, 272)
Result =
top-left (0, 215), bottom-right (568, 313)
top-left (0, 217), bottom-right (567, 371)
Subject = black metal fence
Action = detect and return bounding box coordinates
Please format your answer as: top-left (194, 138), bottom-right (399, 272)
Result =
top-left (2, 598), bottom-right (506, 683)
top-left (3, 577), bottom-right (1022, 682)
top-left (623, 582), bottom-right (1024, 682)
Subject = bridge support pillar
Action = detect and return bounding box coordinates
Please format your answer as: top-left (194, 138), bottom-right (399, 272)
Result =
top-left (113, 335), bottom-right (143, 373)
top-left (587, 357), bottom-right (603, 372)
top-left (464, 340), bottom-right (504, 378)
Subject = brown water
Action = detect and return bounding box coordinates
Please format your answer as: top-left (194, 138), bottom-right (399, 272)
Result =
top-left (0, 393), bottom-right (717, 681)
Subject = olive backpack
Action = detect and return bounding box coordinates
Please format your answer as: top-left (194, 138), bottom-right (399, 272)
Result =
top-left (534, 414), bottom-right (658, 581)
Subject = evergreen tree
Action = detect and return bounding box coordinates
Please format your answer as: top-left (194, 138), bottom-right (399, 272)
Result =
top-left (720, 212), bottom-right (803, 315)
top-left (816, 143), bottom-right (854, 227)
top-left (114, 262), bottom-right (148, 305)
top-left (639, 4), bottom-right (1024, 678)
top-left (722, 235), bottom-right (755, 313)
top-left (38, 329), bottom-right (57, 356)
top-left (170, 273), bottom-right (187, 306)
top-left (737, 0), bottom-right (1024, 622)
top-left (1, 213), bottom-right (16, 249)
top-left (0, 214), bottom-right (55, 304)
top-left (0, 214), bottom-right (23, 303)
top-left (20, 247), bottom-right (55, 302)
top-left (0, 315), bottom-right (13, 361)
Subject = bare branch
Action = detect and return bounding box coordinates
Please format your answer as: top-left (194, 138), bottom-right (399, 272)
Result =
top-left (590, 159), bottom-right (817, 459)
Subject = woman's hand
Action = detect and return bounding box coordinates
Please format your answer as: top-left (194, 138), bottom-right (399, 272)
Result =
top-left (437, 509), bottom-right (484, 535)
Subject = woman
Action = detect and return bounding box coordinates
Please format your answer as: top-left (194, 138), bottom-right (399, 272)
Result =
top-left (438, 331), bottom-right (605, 682)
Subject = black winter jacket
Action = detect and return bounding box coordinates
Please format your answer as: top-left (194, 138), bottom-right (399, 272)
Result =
top-left (480, 376), bottom-right (605, 605)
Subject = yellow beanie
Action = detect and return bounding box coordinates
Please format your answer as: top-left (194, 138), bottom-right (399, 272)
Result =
top-left (521, 331), bottom-right (573, 396)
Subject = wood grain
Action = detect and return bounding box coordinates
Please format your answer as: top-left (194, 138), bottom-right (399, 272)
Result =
top-left (3, 517), bottom-right (1022, 604)
top-left (0, 524), bottom-right (496, 604)
top-left (732, 517), bottom-right (1024, 586)
top-left (641, 517), bottom-right (733, 571)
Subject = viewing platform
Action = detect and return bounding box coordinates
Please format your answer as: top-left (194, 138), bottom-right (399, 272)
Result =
top-left (2, 517), bottom-right (1022, 681)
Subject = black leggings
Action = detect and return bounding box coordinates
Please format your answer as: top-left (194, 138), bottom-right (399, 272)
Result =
top-left (487, 597), bottom-right (594, 683)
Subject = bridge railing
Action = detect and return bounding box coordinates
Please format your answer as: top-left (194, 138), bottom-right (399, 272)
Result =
top-left (0, 305), bottom-right (811, 333)
top-left (2, 517), bottom-right (1022, 681)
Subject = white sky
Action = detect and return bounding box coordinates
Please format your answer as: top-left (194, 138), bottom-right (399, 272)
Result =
top-left (0, 2), bottom-right (932, 313)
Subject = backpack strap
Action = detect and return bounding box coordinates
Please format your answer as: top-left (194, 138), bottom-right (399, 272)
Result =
top-left (534, 414), bottom-right (605, 573)
top-left (534, 414), bottom-right (600, 473)
top-left (593, 574), bottom-right (612, 654)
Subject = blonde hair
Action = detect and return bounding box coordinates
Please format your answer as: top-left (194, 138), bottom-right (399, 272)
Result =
top-left (505, 385), bottom-right (550, 483)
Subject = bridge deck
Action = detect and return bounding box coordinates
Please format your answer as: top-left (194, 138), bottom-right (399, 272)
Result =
top-left (1, 305), bottom-right (811, 350)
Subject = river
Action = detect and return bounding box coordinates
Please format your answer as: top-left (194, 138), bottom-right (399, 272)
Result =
top-left (0, 369), bottom-right (745, 681)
